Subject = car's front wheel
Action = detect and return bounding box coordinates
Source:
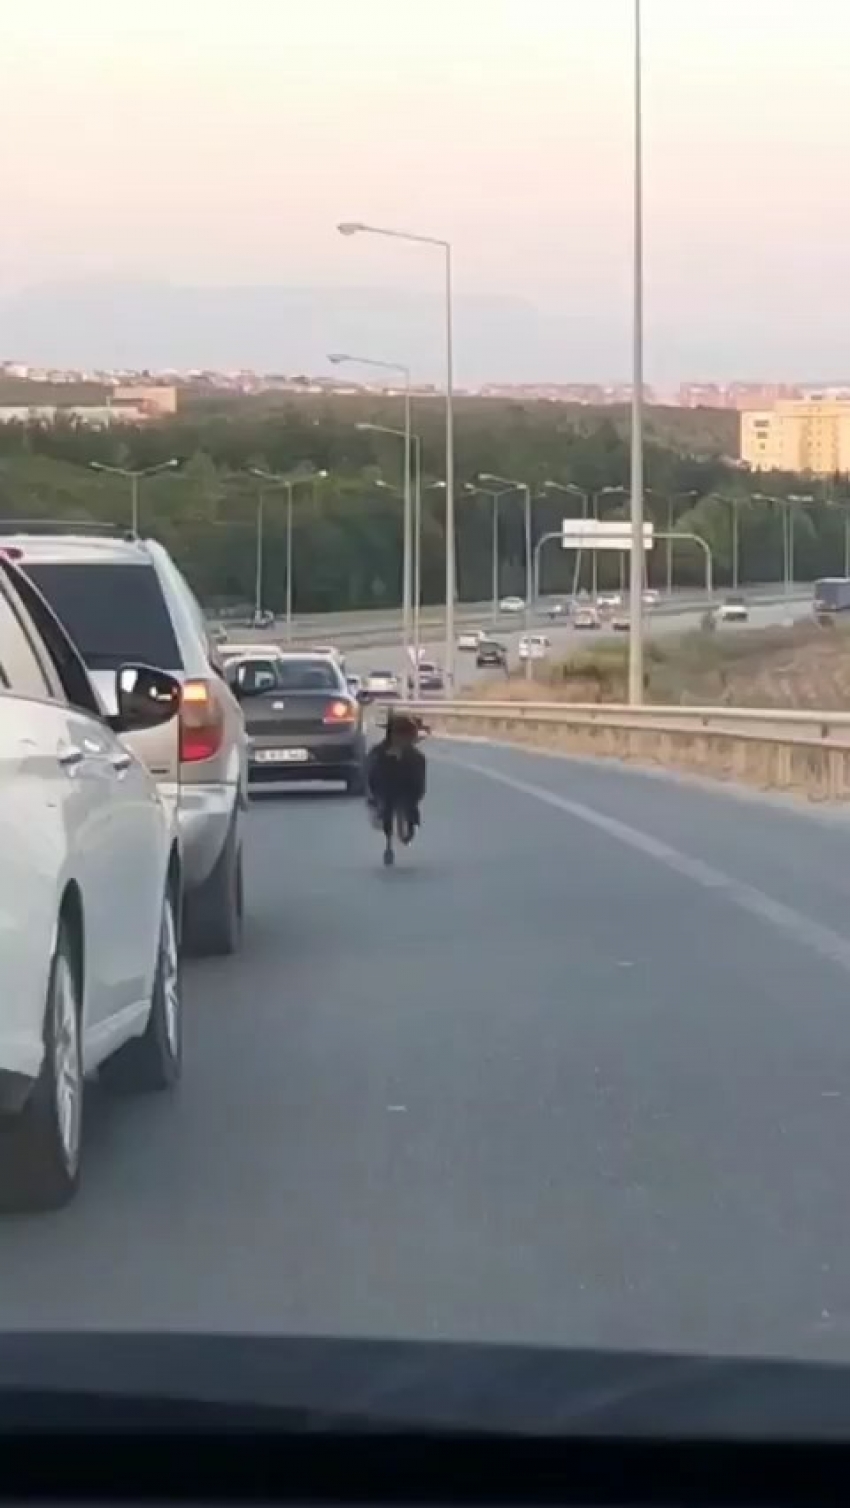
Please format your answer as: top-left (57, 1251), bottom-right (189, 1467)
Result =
top-left (0, 920), bottom-right (83, 1212)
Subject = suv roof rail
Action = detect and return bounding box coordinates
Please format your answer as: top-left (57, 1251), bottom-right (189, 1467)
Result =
top-left (0, 518), bottom-right (137, 541)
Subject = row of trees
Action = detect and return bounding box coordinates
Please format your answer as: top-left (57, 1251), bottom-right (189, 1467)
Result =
top-left (0, 398), bottom-right (846, 610)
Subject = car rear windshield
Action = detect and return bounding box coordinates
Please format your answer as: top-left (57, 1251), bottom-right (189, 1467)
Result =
top-left (276, 659), bottom-right (341, 691)
top-left (23, 561), bottom-right (183, 671)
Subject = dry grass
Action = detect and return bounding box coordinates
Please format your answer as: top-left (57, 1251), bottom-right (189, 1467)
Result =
top-left (470, 619), bottom-right (850, 709)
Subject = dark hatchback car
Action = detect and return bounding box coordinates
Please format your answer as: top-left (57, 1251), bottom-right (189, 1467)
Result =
top-left (227, 653), bottom-right (367, 793)
top-left (475, 639), bottom-right (508, 669)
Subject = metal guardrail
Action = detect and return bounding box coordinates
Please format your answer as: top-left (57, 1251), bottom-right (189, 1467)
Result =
top-left (401, 699), bottom-right (850, 801)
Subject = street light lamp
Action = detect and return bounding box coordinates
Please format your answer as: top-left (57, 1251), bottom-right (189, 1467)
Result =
top-left (330, 354), bottom-right (413, 662)
top-left (89, 458), bottom-right (180, 533)
top-left (337, 219), bottom-right (455, 686)
top-left (249, 466), bottom-right (328, 637)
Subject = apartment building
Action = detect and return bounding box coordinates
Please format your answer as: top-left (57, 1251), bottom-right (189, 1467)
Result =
top-left (740, 397), bottom-right (850, 474)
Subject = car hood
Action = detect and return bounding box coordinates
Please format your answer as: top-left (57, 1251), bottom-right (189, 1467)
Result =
top-left (3, 1333), bottom-right (850, 1439)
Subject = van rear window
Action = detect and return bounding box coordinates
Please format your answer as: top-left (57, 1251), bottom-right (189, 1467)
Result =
top-left (23, 562), bottom-right (183, 671)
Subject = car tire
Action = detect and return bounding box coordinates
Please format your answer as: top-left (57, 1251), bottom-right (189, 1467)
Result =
top-left (99, 882), bottom-right (182, 1094)
top-left (183, 822), bottom-right (244, 958)
top-left (0, 920), bottom-right (83, 1212)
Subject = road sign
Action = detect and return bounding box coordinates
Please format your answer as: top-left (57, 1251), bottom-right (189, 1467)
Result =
top-left (561, 519), bottom-right (654, 551)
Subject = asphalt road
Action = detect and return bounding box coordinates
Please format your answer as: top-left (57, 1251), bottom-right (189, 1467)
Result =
top-left (2, 739), bottom-right (850, 1364)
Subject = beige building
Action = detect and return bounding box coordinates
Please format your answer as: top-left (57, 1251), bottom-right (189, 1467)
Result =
top-left (741, 398), bottom-right (850, 474)
top-left (112, 384), bottom-right (177, 417)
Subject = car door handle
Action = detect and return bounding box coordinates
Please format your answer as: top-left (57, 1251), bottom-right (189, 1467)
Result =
top-left (109, 750), bottom-right (133, 774)
top-left (57, 744), bottom-right (84, 771)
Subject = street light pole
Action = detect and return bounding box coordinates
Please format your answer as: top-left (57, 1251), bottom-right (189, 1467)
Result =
top-left (479, 472), bottom-right (533, 679)
top-left (656, 531), bottom-right (713, 599)
top-left (89, 457), bottom-right (180, 534)
top-left (359, 421), bottom-right (419, 677)
top-left (249, 466), bottom-right (328, 634)
top-left (628, 0), bottom-right (645, 705)
top-left (330, 354), bottom-right (412, 668)
top-left (543, 480), bottom-right (590, 597)
top-left (337, 221), bottom-right (455, 687)
top-left (255, 489), bottom-right (265, 620)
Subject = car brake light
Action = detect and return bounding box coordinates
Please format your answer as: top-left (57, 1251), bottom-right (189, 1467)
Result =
top-left (323, 698), bottom-right (356, 725)
top-left (180, 678), bottom-right (225, 762)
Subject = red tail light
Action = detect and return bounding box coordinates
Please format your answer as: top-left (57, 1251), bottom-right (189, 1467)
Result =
top-left (323, 698), bottom-right (356, 725)
top-left (180, 678), bottom-right (225, 763)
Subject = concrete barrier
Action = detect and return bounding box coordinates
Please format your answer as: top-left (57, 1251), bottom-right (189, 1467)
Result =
top-left (404, 700), bottom-right (850, 801)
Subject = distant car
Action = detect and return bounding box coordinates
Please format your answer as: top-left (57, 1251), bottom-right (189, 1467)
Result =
top-left (642, 589), bottom-right (660, 607)
top-left (573, 607), bottom-right (601, 630)
top-left (546, 600), bottom-right (569, 620)
top-left (499, 596), bottom-right (525, 614)
top-left (363, 669), bottom-right (401, 699)
top-left (409, 660), bottom-right (445, 695)
top-left (228, 653), bottom-right (367, 794)
top-left (611, 613), bottom-right (630, 632)
top-left (476, 639), bottom-right (508, 669)
top-left (457, 629), bottom-right (485, 651)
top-left (251, 609), bottom-right (275, 629)
top-left (715, 597), bottom-right (749, 623)
top-left (597, 592), bottom-right (622, 609)
top-left (519, 634), bottom-right (550, 661)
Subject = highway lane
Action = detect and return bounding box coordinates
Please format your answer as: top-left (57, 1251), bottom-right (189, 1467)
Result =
top-left (2, 742), bottom-right (850, 1359)
top-left (341, 595), bottom-right (812, 692)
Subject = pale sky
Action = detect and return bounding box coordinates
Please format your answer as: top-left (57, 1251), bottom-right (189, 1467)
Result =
top-left (1, 0), bottom-right (849, 379)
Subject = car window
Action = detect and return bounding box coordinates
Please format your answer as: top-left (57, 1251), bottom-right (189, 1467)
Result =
top-left (7, 561), bottom-right (101, 716)
top-left (0, 579), bottom-right (48, 697)
top-left (275, 659), bottom-right (342, 692)
top-left (23, 561), bottom-right (183, 672)
top-left (232, 659), bottom-right (279, 694)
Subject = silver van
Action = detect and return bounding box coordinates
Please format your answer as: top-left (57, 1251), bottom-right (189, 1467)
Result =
top-left (4, 526), bottom-right (249, 956)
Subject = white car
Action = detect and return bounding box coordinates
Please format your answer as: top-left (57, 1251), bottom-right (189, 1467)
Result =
top-left (0, 551), bottom-right (184, 1211)
top-left (715, 598), bottom-right (749, 623)
top-left (573, 607), bottom-right (601, 630)
top-left (499, 596), bottom-right (525, 614)
top-left (364, 669), bottom-right (401, 698)
top-left (518, 634), bottom-right (550, 661)
top-left (597, 592), bottom-right (622, 608)
top-left (457, 629), bottom-right (485, 651)
top-left (642, 589), bottom-right (660, 607)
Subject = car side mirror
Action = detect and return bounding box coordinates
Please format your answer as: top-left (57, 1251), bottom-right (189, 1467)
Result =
top-left (113, 664), bottom-right (182, 733)
top-left (356, 689), bottom-right (371, 705)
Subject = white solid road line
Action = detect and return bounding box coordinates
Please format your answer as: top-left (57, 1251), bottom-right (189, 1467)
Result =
top-left (446, 752), bottom-right (850, 977)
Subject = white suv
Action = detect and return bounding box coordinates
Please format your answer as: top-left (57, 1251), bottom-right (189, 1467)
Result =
top-left (4, 526), bottom-right (249, 956)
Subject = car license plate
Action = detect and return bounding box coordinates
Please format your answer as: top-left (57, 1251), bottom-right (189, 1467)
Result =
top-left (254, 748), bottom-right (309, 764)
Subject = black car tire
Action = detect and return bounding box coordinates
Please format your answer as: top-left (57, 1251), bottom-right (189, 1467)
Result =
top-left (0, 920), bottom-right (83, 1212)
top-left (183, 822), bottom-right (244, 958)
top-left (100, 881), bottom-right (183, 1094)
